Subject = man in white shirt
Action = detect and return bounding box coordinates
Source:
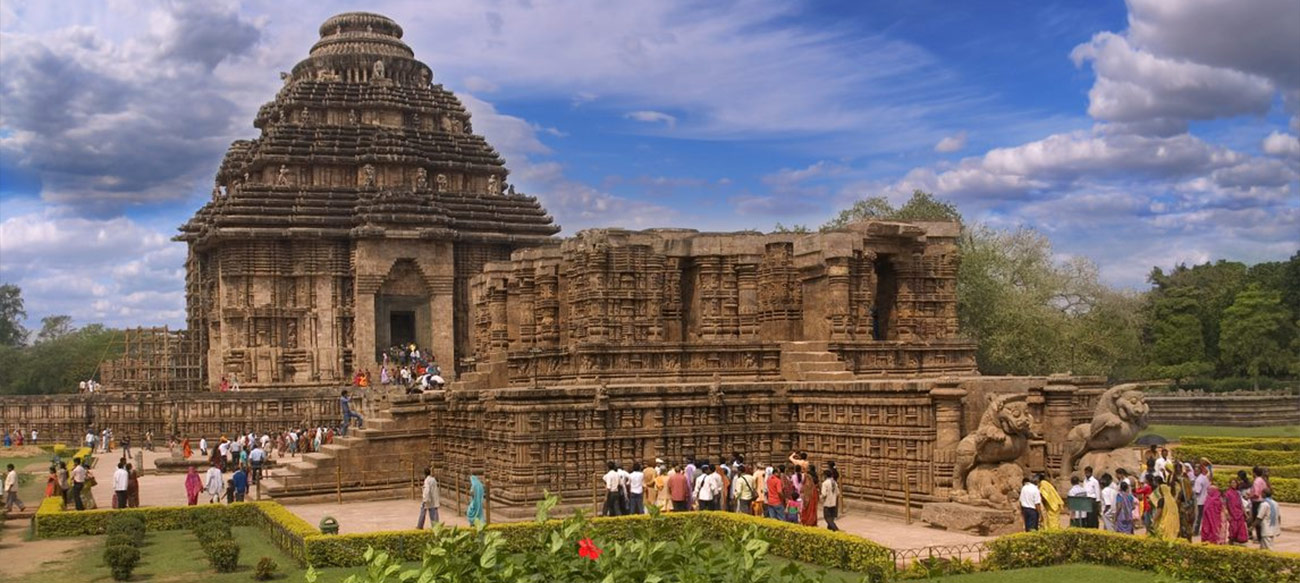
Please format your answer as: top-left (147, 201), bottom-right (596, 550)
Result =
top-left (112, 460), bottom-right (130, 509)
top-left (1067, 476), bottom-right (1088, 527)
top-left (628, 463), bottom-right (646, 514)
top-left (1193, 464), bottom-right (1211, 533)
top-left (1019, 476), bottom-right (1042, 531)
top-left (205, 463), bottom-right (224, 504)
top-left (70, 458), bottom-right (88, 511)
top-left (1155, 450), bottom-right (1169, 481)
top-left (696, 464), bottom-right (724, 511)
top-left (218, 440), bottom-right (231, 467)
top-left (1083, 466), bottom-right (1101, 528)
top-left (1101, 474), bottom-right (1119, 531)
top-left (733, 464), bottom-right (758, 515)
top-left (4, 464), bottom-right (25, 512)
top-left (249, 444), bottom-right (268, 483)
top-left (417, 468), bottom-right (441, 528)
top-left (199, 437), bottom-right (209, 456)
top-left (601, 461), bottom-right (623, 517)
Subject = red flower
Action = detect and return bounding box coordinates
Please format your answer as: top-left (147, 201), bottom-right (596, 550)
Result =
top-left (578, 537), bottom-right (603, 561)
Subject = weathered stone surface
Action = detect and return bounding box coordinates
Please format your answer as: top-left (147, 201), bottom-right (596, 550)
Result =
top-left (951, 394), bottom-right (1032, 505)
top-left (1064, 383), bottom-right (1150, 478)
top-left (921, 502), bottom-right (1023, 536)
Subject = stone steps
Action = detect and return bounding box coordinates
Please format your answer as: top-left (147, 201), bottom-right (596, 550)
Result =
top-left (779, 342), bottom-right (852, 382)
top-left (262, 409), bottom-right (423, 500)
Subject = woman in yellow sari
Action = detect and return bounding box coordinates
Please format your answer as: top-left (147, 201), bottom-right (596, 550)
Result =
top-left (1038, 473), bottom-right (1063, 530)
top-left (1151, 475), bottom-right (1180, 538)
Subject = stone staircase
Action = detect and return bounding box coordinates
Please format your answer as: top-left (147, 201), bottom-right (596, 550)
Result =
top-left (780, 341), bottom-right (854, 381)
top-left (260, 400), bottom-right (432, 503)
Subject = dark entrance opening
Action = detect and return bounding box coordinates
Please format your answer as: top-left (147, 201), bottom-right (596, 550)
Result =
top-left (389, 311), bottom-right (416, 347)
top-left (873, 256), bottom-right (898, 340)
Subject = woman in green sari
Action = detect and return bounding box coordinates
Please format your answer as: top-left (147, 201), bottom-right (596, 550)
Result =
top-left (466, 474), bottom-right (486, 526)
top-left (1174, 462), bottom-right (1196, 541)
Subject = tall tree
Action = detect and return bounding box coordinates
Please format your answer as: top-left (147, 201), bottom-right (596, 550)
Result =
top-left (1146, 288), bottom-right (1213, 384)
top-left (0, 283), bottom-right (27, 346)
top-left (1219, 285), bottom-right (1294, 388)
top-left (35, 315), bottom-right (74, 344)
top-left (819, 189), bottom-right (962, 231)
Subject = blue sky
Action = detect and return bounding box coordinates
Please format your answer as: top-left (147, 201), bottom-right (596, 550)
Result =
top-left (1, 0), bottom-right (1297, 330)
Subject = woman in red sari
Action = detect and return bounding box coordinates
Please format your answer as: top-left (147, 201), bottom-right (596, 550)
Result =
top-left (45, 464), bottom-right (61, 498)
top-left (184, 466), bottom-right (203, 506)
top-left (1200, 483), bottom-right (1225, 544)
top-left (799, 465), bottom-right (820, 527)
top-left (1224, 477), bottom-right (1250, 544)
top-left (182, 438), bottom-right (193, 459)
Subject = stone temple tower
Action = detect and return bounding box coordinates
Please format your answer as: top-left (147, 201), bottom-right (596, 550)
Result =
top-left (177, 12), bottom-right (559, 389)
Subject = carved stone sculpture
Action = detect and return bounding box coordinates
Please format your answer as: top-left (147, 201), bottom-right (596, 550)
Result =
top-left (436, 173), bottom-right (448, 192)
top-left (1064, 383), bottom-right (1150, 479)
top-left (372, 59), bottom-right (385, 79)
top-left (487, 175), bottom-right (498, 195)
top-left (415, 168), bottom-right (428, 192)
top-left (952, 393), bottom-right (1033, 506)
top-left (361, 164), bottom-right (376, 188)
top-left (276, 165), bottom-right (291, 187)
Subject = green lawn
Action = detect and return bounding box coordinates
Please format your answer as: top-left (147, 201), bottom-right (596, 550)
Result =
top-left (10, 526), bottom-right (375, 583)
top-left (1139, 423), bottom-right (1300, 441)
top-left (927, 564), bottom-right (1159, 582)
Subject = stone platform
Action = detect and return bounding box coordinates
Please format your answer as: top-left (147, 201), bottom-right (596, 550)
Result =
top-left (920, 502), bottom-right (1023, 536)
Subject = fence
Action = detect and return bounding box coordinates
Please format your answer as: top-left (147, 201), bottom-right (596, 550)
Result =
top-left (889, 542), bottom-right (988, 568)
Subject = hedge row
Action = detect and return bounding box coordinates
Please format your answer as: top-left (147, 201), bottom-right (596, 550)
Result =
top-left (986, 528), bottom-right (1300, 583)
top-left (1211, 474), bottom-right (1300, 503)
top-left (1178, 437), bottom-right (1300, 451)
top-left (300, 511), bottom-right (893, 571)
top-left (32, 498), bottom-right (319, 565)
top-left (1174, 445), bottom-right (1300, 467)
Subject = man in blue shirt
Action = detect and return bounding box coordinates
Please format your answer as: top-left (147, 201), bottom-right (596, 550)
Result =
top-left (231, 467), bottom-right (248, 502)
top-left (249, 444), bottom-right (267, 484)
top-left (340, 390), bottom-right (364, 436)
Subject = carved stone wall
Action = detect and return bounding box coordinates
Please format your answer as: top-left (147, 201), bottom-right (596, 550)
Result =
top-left (467, 224), bottom-right (976, 386)
top-left (0, 390), bottom-right (345, 445)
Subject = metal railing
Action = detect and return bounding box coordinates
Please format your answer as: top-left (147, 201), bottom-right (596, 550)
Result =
top-left (889, 542), bottom-right (988, 568)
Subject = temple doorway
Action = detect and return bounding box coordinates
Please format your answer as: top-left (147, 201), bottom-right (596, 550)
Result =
top-left (389, 311), bottom-right (416, 347)
top-left (873, 256), bottom-right (898, 340)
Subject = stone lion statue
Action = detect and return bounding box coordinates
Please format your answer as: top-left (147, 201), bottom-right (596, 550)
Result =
top-left (1063, 383), bottom-right (1149, 478)
top-left (952, 393), bottom-right (1033, 505)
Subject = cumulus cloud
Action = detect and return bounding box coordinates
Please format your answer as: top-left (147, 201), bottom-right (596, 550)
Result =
top-left (0, 209), bottom-right (186, 327)
top-left (1070, 32), bottom-right (1274, 131)
top-left (1262, 131), bottom-right (1300, 158)
top-left (0, 1), bottom-right (263, 212)
top-left (935, 131), bottom-right (967, 153)
top-left (624, 110), bottom-right (677, 128)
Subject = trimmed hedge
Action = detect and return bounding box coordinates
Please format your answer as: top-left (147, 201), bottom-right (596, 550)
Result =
top-left (1174, 445), bottom-right (1300, 467)
top-left (301, 511), bottom-right (893, 572)
top-left (32, 498), bottom-right (319, 565)
top-left (986, 528), bottom-right (1300, 583)
top-left (1178, 437), bottom-right (1300, 451)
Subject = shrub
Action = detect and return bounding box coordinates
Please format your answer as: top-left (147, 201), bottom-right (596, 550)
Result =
top-left (103, 544), bottom-right (141, 581)
top-left (1212, 474), bottom-right (1300, 503)
top-left (106, 515), bottom-right (146, 545)
top-left (1174, 445), bottom-right (1300, 467)
top-left (254, 556), bottom-right (278, 581)
top-left (205, 539), bottom-right (241, 573)
top-left (985, 528), bottom-right (1300, 583)
top-left (105, 533), bottom-right (136, 549)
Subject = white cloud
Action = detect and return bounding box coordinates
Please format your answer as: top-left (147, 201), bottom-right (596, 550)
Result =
top-left (1262, 131), bottom-right (1300, 158)
top-left (0, 209), bottom-right (186, 328)
top-left (935, 131), bottom-right (967, 153)
top-left (624, 110), bottom-right (677, 128)
top-left (1070, 32), bottom-right (1274, 131)
top-left (463, 76), bottom-right (499, 93)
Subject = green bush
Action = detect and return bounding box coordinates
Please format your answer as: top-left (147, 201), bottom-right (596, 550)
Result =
top-left (1174, 445), bottom-right (1300, 467)
top-left (254, 556), bottom-right (278, 581)
top-left (105, 515), bottom-right (146, 545)
top-left (104, 533), bottom-right (136, 549)
top-left (1212, 474), bottom-right (1300, 503)
top-left (1178, 437), bottom-right (1300, 450)
top-left (103, 544), bottom-right (141, 581)
top-left (985, 528), bottom-right (1300, 583)
top-left (205, 539), bottom-right (241, 573)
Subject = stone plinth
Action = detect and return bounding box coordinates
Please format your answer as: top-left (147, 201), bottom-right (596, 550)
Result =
top-left (921, 502), bottom-right (1023, 536)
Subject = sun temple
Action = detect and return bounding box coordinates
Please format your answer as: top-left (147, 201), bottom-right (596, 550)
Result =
top-left (0, 12), bottom-right (1167, 528)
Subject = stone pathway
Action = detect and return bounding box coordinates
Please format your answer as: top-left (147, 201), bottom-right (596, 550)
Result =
top-left (0, 519), bottom-right (92, 583)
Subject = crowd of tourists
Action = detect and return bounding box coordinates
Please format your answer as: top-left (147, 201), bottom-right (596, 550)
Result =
top-left (597, 451), bottom-right (843, 531)
top-left (3, 427), bottom-right (38, 447)
top-left (1018, 446), bottom-right (1282, 550)
top-left (367, 344), bottom-right (446, 393)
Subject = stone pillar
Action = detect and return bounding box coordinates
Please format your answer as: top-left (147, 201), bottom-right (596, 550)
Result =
top-left (930, 378), bottom-right (967, 490)
top-left (429, 273), bottom-right (456, 378)
top-left (1042, 374), bottom-right (1078, 477)
top-left (355, 291), bottom-right (377, 373)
